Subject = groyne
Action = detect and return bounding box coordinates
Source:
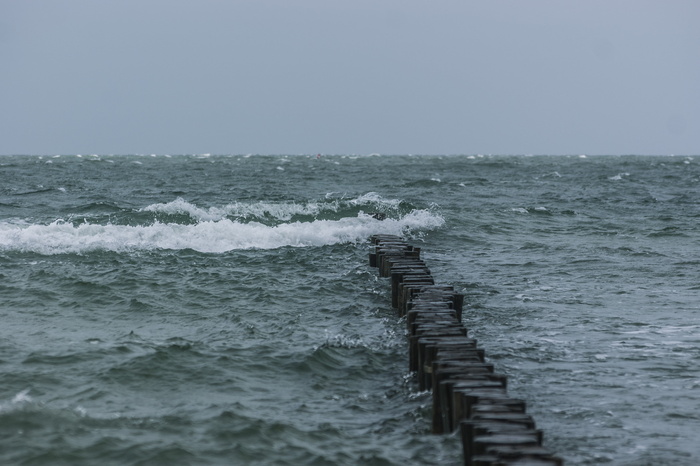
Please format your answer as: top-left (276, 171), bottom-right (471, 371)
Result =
top-left (369, 234), bottom-right (563, 466)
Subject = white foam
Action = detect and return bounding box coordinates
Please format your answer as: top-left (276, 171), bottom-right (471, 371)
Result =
top-left (142, 198), bottom-right (326, 222)
top-left (0, 389), bottom-right (32, 413)
top-left (141, 194), bottom-right (404, 222)
top-left (609, 172), bottom-right (630, 181)
top-left (317, 330), bottom-right (367, 349)
top-left (12, 389), bottom-right (32, 404)
top-left (349, 192), bottom-right (402, 211)
top-left (142, 198), bottom-right (228, 221)
top-left (0, 209), bottom-right (444, 254)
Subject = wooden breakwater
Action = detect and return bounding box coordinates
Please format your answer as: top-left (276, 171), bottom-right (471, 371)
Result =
top-left (369, 234), bottom-right (563, 466)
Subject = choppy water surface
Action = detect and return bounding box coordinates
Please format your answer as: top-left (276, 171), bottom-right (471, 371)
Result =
top-left (1, 154), bottom-right (699, 465)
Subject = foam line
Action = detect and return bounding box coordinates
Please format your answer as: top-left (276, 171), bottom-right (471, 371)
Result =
top-left (0, 211), bottom-right (443, 254)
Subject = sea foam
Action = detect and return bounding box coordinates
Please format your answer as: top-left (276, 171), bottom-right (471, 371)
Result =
top-left (0, 208), bottom-right (443, 254)
top-left (141, 197), bottom-right (326, 222)
top-left (141, 193), bottom-right (404, 223)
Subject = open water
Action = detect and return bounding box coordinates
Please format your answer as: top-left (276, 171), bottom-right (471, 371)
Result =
top-left (1, 154), bottom-right (699, 465)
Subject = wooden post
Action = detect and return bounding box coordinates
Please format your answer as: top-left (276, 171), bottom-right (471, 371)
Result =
top-left (367, 236), bottom-right (562, 465)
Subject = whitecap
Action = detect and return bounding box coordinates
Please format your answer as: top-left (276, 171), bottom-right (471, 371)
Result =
top-left (142, 198), bottom-right (326, 222)
top-left (142, 198), bottom-right (219, 220)
top-left (609, 172), bottom-right (630, 181)
top-left (349, 192), bottom-right (402, 211)
top-left (144, 196), bottom-right (406, 223)
top-left (318, 330), bottom-right (366, 349)
top-left (12, 389), bottom-right (32, 404)
top-left (541, 171), bottom-right (562, 178)
top-left (0, 209), bottom-right (444, 254)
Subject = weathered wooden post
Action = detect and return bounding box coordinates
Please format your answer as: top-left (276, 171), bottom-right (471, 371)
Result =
top-left (368, 236), bottom-right (563, 465)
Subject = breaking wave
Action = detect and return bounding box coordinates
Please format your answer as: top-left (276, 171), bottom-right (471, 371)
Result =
top-left (0, 197), bottom-right (443, 254)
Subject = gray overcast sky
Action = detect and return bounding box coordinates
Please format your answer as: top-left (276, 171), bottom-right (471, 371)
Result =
top-left (1, 1), bottom-right (698, 155)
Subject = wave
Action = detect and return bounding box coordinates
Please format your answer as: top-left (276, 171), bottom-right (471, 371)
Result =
top-left (0, 204), bottom-right (443, 254)
top-left (141, 197), bottom-right (327, 223)
top-left (140, 193), bottom-right (409, 224)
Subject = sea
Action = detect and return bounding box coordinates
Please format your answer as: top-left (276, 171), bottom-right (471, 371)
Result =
top-left (1, 154), bottom-right (699, 465)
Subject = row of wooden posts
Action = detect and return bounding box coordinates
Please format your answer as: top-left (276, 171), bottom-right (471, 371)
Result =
top-left (369, 234), bottom-right (563, 466)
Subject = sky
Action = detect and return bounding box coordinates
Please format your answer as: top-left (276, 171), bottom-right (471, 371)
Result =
top-left (1, 0), bottom-right (698, 156)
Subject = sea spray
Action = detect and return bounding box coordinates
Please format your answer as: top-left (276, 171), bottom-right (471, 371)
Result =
top-left (0, 203), bottom-right (444, 254)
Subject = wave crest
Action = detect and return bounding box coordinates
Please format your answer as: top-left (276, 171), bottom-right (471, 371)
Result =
top-left (0, 198), bottom-right (443, 254)
top-left (140, 193), bottom-right (413, 224)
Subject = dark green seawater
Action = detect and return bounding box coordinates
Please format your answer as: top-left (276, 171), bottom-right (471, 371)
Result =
top-left (1, 154), bottom-right (699, 465)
